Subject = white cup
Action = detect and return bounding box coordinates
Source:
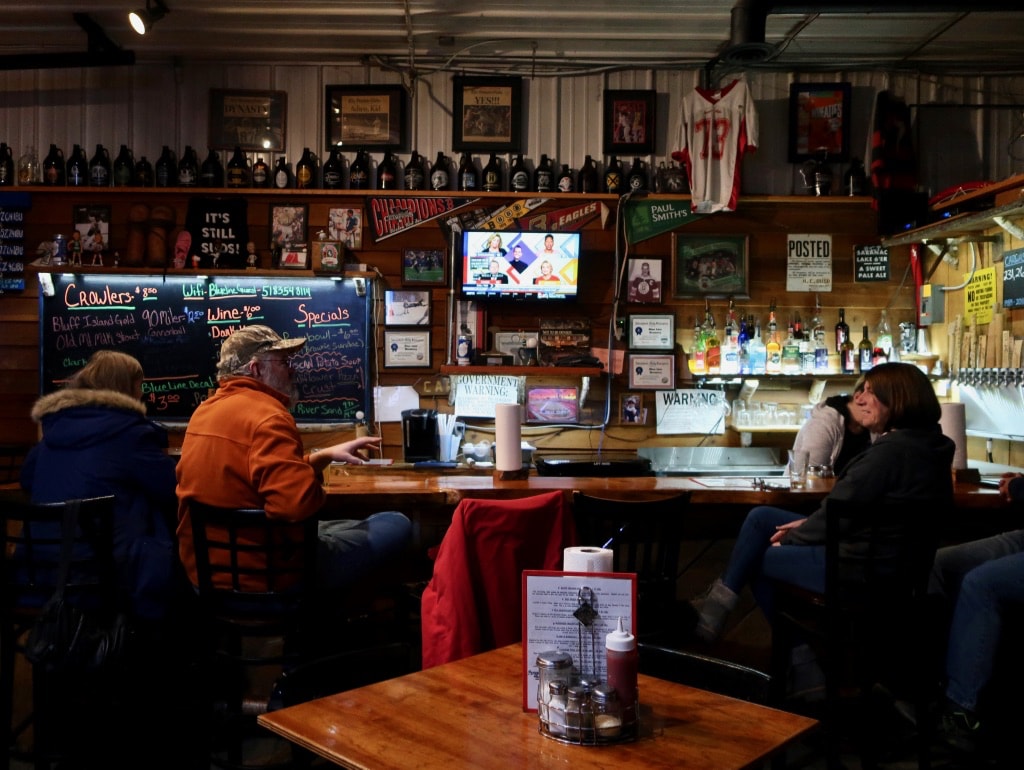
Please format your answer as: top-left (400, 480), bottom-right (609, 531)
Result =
top-left (788, 449), bottom-right (809, 489)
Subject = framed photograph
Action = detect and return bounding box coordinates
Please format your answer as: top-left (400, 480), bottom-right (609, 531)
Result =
top-left (328, 207), bottom-right (363, 250)
top-left (788, 82), bottom-right (852, 163)
top-left (493, 331), bottom-right (539, 357)
top-left (384, 290), bottom-right (431, 326)
top-left (208, 89), bottom-right (287, 152)
top-left (312, 240), bottom-right (342, 272)
top-left (626, 257), bottom-right (663, 304)
top-left (603, 89), bottom-right (656, 154)
top-left (270, 203), bottom-right (308, 248)
top-left (325, 84), bottom-right (409, 150)
top-left (619, 392), bottom-right (648, 425)
top-left (628, 354), bottom-right (676, 390)
top-left (628, 314), bottom-right (675, 351)
top-left (402, 248), bottom-right (447, 287)
top-left (72, 204), bottom-right (111, 261)
top-left (452, 75), bottom-right (523, 152)
top-left (672, 234), bottom-right (749, 298)
top-left (384, 330), bottom-right (432, 368)
top-left (279, 246), bottom-right (308, 269)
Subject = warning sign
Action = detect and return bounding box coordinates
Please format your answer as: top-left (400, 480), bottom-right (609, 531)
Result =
top-left (854, 244), bottom-right (890, 282)
top-left (965, 267), bottom-right (996, 325)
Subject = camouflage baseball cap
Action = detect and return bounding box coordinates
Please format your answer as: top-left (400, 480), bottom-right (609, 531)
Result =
top-left (217, 325), bottom-right (306, 377)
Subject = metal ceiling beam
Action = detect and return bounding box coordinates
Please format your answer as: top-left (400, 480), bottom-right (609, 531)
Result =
top-left (0, 13), bottom-right (135, 70)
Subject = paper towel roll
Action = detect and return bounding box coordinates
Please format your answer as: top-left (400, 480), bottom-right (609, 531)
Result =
top-left (494, 403), bottom-right (522, 471)
top-left (564, 546), bottom-right (614, 573)
top-left (940, 402), bottom-right (968, 470)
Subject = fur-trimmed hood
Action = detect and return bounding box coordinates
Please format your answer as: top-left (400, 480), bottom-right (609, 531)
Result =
top-left (31, 387), bottom-right (147, 422)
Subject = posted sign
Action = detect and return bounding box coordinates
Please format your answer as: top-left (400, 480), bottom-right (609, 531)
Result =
top-left (786, 233), bottom-right (832, 292)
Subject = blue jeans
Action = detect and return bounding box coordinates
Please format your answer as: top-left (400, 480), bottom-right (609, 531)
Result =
top-left (316, 511), bottom-right (413, 590)
top-left (721, 506), bottom-right (826, 622)
top-left (931, 530), bottom-right (1024, 712)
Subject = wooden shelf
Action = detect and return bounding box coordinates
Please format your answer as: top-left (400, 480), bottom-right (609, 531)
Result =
top-left (440, 365), bottom-right (603, 377)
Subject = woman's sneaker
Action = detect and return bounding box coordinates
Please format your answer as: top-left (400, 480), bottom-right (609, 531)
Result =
top-left (939, 700), bottom-right (981, 754)
top-left (687, 579), bottom-right (738, 643)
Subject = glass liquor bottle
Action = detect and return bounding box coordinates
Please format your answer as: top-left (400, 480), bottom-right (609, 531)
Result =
top-left (377, 151), bottom-right (398, 189)
top-left (702, 301), bottom-right (721, 375)
top-left (840, 332), bottom-right (857, 374)
top-left (781, 323), bottom-right (801, 374)
top-left (42, 144), bottom-right (65, 186)
top-left (748, 321), bottom-right (767, 375)
top-left (481, 153), bottom-right (502, 192)
top-left (875, 309), bottom-right (893, 360)
top-left (858, 325), bottom-right (873, 372)
top-left (252, 156), bottom-right (270, 188)
top-left (533, 154), bottom-right (553, 193)
top-left (429, 151), bottom-right (450, 191)
top-left (89, 143), bottom-right (111, 187)
top-left (225, 147), bottom-right (251, 188)
top-left (720, 298), bottom-right (740, 375)
top-left (509, 153), bottom-right (529, 193)
top-left (200, 149), bottom-right (224, 188)
top-left (834, 307), bottom-right (850, 354)
top-left (603, 156), bottom-right (623, 194)
top-left (112, 145), bottom-right (134, 187)
top-left (577, 155), bottom-right (599, 194)
top-left (404, 150), bottom-right (425, 190)
top-left (688, 316), bottom-right (706, 376)
top-left (811, 296), bottom-right (828, 371)
top-left (457, 152), bottom-right (478, 191)
top-left (765, 299), bottom-right (782, 374)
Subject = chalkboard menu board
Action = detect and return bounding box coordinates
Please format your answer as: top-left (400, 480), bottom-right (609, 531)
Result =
top-left (1003, 246), bottom-right (1024, 309)
top-left (40, 274), bottom-right (370, 422)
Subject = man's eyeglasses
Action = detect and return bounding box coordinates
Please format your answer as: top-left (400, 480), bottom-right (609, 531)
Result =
top-left (259, 355), bottom-right (293, 369)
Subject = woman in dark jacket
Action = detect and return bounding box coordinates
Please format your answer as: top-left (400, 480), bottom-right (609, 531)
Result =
top-left (20, 350), bottom-right (178, 621)
top-left (689, 362), bottom-right (955, 642)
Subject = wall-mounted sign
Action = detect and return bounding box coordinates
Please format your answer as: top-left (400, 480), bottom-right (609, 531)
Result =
top-left (785, 233), bottom-right (832, 292)
top-left (854, 244), bottom-right (890, 282)
top-left (1002, 247), bottom-right (1024, 309)
top-left (965, 266), bottom-right (996, 325)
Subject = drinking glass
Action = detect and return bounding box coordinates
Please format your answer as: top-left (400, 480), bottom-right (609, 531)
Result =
top-left (788, 449), bottom-right (809, 489)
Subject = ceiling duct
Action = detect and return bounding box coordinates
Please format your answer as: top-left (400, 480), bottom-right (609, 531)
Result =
top-left (719, 0), bottom-right (775, 65)
top-left (0, 13), bottom-right (135, 71)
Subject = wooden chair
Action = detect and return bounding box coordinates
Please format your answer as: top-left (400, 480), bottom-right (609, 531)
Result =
top-left (571, 491), bottom-right (691, 643)
top-left (638, 642), bottom-right (772, 704)
top-left (0, 491), bottom-right (118, 770)
top-left (768, 497), bottom-right (950, 770)
top-left (0, 445), bottom-right (30, 487)
top-left (188, 502), bottom-right (318, 770)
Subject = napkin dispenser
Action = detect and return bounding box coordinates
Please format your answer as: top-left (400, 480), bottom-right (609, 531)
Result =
top-left (402, 408), bottom-right (438, 462)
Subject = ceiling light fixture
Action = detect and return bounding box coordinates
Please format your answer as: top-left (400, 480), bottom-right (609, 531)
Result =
top-left (129, 0), bottom-right (169, 36)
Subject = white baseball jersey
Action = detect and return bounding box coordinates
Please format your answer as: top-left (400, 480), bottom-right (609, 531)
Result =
top-left (672, 78), bottom-right (759, 213)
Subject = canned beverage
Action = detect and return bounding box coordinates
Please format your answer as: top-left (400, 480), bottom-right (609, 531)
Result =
top-left (51, 233), bottom-right (67, 264)
top-left (456, 335), bottom-right (471, 366)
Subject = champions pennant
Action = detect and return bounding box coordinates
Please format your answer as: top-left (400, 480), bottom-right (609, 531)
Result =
top-left (367, 196), bottom-right (479, 242)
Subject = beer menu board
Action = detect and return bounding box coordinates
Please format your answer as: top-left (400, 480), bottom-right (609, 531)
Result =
top-left (41, 274), bottom-right (370, 422)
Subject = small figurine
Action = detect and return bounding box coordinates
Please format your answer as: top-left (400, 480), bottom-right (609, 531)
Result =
top-left (246, 241), bottom-right (257, 269)
top-left (36, 240), bottom-right (53, 265)
top-left (91, 248), bottom-right (103, 266)
top-left (68, 230), bottom-right (83, 266)
top-left (112, 251), bottom-right (120, 267)
top-left (192, 253), bottom-right (201, 269)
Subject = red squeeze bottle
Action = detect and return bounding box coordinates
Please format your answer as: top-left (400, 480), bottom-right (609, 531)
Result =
top-left (605, 616), bottom-right (638, 726)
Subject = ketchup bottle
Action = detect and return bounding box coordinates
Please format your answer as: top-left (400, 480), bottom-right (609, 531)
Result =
top-left (605, 616), bottom-right (638, 727)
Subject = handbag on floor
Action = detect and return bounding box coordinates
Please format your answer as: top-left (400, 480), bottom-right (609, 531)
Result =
top-left (25, 499), bottom-right (133, 675)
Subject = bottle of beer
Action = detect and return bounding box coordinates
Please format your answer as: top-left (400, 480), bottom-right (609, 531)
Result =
top-left (252, 156), bottom-right (270, 188)
top-left (272, 157), bottom-right (292, 189)
top-left (42, 144), bottom-right (65, 186)
top-left (112, 145), bottom-right (133, 187)
top-left (603, 156), bottom-right (623, 194)
top-left (347, 149), bottom-right (369, 190)
top-left (429, 151), bottom-right (450, 191)
top-left (481, 153), bottom-right (502, 192)
top-left (295, 147), bottom-right (318, 189)
top-left (377, 151), bottom-right (398, 189)
top-left (626, 157), bottom-right (648, 192)
top-left (557, 163), bottom-right (574, 193)
top-left (176, 145), bottom-right (197, 187)
top-left (509, 153), bottom-right (529, 193)
top-left (133, 155), bottom-right (154, 187)
top-left (225, 146), bottom-right (251, 188)
top-left (577, 155), bottom-right (599, 194)
top-left (89, 143), bottom-right (111, 187)
top-left (534, 154), bottom-right (553, 193)
top-left (457, 152), bottom-right (478, 191)
top-left (154, 145), bottom-right (175, 188)
top-left (199, 149), bottom-right (224, 188)
top-left (0, 143), bottom-right (14, 187)
top-left (834, 307), bottom-right (850, 354)
top-left (404, 150), bottom-right (425, 190)
top-left (322, 146), bottom-right (344, 190)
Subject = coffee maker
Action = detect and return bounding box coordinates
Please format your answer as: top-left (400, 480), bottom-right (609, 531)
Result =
top-left (401, 408), bottom-right (438, 462)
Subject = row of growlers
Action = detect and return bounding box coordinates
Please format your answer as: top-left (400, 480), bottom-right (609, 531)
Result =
top-left (1, 142), bottom-right (690, 194)
top-left (688, 297), bottom-right (896, 377)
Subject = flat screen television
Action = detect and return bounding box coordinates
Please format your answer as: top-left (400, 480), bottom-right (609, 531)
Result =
top-left (457, 229), bottom-right (581, 302)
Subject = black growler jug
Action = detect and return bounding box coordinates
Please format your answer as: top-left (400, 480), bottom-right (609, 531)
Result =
top-left (225, 146), bottom-right (251, 188)
top-left (43, 144), bottom-right (65, 186)
top-left (112, 144), bottom-right (133, 187)
top-left (88, 143), bottom-right (111, 187)
top-left (200, 149), bottom-right (224, 187)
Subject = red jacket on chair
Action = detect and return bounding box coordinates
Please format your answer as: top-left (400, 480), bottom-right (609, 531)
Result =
top-left (420, 491), bottom-right (577, 669)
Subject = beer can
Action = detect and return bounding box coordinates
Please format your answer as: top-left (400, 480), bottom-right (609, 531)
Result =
top-left (52, 233), bottom-right (67, 264)
top-left (456, 335), bottom-right (471, 366)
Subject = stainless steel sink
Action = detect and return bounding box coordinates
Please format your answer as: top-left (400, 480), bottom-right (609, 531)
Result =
top-left (637, 446), bottom-right (786, 477)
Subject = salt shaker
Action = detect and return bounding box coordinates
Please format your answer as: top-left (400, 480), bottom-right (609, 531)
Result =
top-left (591, 683), bottom-right (622, 740)
top-left (536, 650), bottom-right (572, 726)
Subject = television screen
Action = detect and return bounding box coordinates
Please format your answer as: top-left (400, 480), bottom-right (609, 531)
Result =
top-left (457, 230), bottom-right (581, 301)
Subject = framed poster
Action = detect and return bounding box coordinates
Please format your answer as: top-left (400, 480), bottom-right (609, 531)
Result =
top-left (603, 89), bottom-right (656, 154)
top-left (279, 246), bottom-right (308, 269)
top-left (628, 354), bottom-right (675, 390)
top-left (626, 257), bottom-right (663, 304)
top-left (328, 207), bottom-right (363, 250)
top-left (384, 330), bottom-right (432, 368)
top-left (672, 234), bottom-right (749, 298)
top-left (325, 84), bottom-right (408, 150)
top-left (208, 89), bottom-right (287, 152)
top-left (312, 240), bottom-right (342, 272)
top-left (788, 82), bottom-right (852, 163)
top-left (384, 290), bottom-right (431, 326)
top-left (72, 204), bottom-right (111, 259)
top-left (619, 392), bottom-right (647, 425)
top-left (402, 248), bottom-right (447, 286)
top-left (452, 75), bottom-right (523, 152)
top-left (269, 203), bottom-right (308, 248)
top-left (628, 314), bottom-right (675, 351)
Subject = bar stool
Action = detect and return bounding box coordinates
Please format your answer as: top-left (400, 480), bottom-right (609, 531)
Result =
top-left (187, 502), bottom-right (318, 770)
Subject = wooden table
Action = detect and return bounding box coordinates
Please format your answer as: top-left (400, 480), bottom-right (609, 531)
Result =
top-left (258, 643), bottom-right (818, 770)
